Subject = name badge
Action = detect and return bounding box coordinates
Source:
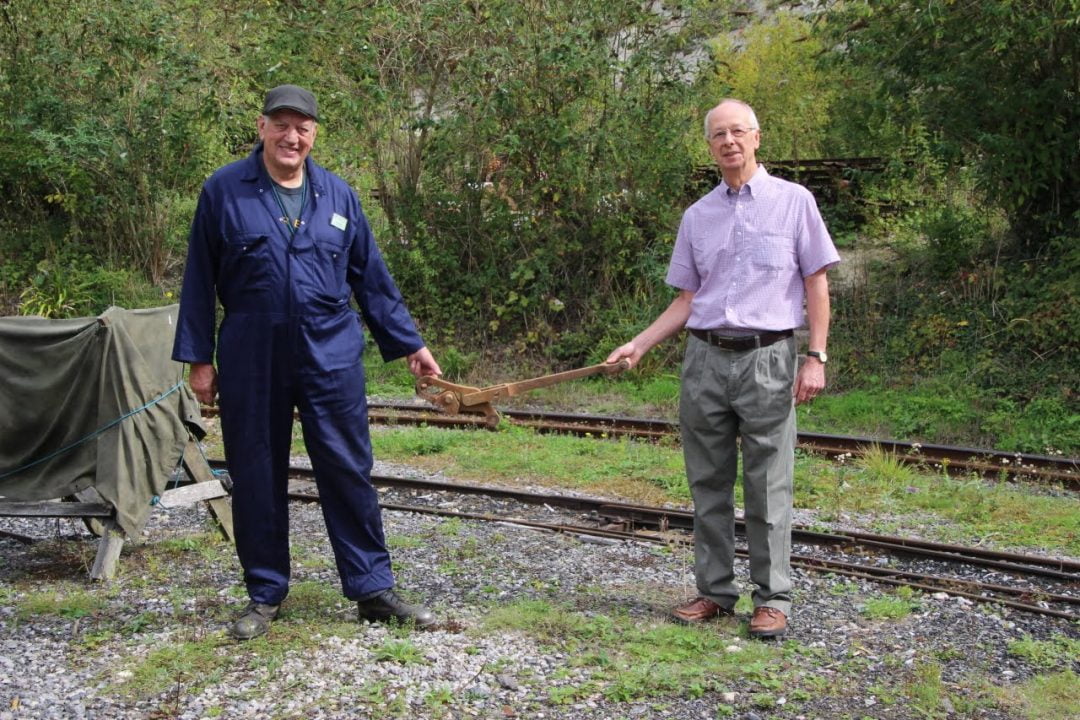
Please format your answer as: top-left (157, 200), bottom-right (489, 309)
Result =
top-left (330, 213), bottom-right (348, 231)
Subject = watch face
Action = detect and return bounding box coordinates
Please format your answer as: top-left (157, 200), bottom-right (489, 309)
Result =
top-left (809, 351), bottom-right (827, 363)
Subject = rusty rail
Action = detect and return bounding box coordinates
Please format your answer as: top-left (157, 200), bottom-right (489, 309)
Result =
top-left (267, 464), bottom-right (1078, 621)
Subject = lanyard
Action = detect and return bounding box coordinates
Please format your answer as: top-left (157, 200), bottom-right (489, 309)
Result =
top-left (270, 175), bottom-right (308, 236)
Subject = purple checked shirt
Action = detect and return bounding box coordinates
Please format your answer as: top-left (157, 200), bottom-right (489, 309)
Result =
top-left (666, 165), bottom-right (840, 332)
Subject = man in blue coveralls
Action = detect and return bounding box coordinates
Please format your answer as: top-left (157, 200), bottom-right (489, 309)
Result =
top-left (173, 85), bottom-right (443, 640)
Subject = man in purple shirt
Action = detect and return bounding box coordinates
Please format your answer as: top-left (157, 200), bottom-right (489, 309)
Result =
top-left (607, 99), bottom-right (840, 638)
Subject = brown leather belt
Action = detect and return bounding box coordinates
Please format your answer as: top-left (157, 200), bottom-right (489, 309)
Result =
top-left (688, 328), bottom-right (793, 351)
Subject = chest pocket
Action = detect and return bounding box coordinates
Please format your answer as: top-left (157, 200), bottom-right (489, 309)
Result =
top-left (221, 232), bottom-right (272, 291)
top-left (304, 235), bottom-right (351, 305)
top-left (316, 236), bottom-right (348, 270)
top-left (752, 235), bottom-right (797, 275)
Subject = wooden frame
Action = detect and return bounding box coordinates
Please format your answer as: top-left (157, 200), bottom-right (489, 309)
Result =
top-left (0, 439), bottom-right (233, 580)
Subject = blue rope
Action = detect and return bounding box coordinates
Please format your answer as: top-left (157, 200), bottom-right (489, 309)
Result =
top-left (152, 416), bottom-right (229, 506)
top-left (0, 382), bottom-right (185, 481)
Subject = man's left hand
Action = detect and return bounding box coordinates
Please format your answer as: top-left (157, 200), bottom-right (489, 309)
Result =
top-left (793, 357), bottom-right (825, 405)
top-left (406, 346), bottom-right (442, 378)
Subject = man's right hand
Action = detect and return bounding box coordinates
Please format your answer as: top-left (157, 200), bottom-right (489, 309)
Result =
top-left (606, 342), bottom-right (642, 369)
top-left (188, 362), bottom-right (218, 406)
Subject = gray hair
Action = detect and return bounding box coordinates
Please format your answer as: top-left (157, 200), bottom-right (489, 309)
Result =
top-left (703, 99), bottom-right (759, 141)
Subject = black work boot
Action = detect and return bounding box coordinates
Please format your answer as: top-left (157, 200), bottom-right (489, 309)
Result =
top-left (228, 601), bottom-right (280, 640)
top-left (357, 589), bottom-right (436, 629)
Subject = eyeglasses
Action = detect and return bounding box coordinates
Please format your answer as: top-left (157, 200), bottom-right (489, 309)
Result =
top-left (710, 126), bottom-right (757, 141)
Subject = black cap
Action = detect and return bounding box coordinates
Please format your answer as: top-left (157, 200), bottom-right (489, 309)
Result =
top-left (262, 85), bottom-right (318, 121)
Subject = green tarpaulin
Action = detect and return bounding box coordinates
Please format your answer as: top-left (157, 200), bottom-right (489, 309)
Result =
top-left (0, 305), bottom-right (204, 536)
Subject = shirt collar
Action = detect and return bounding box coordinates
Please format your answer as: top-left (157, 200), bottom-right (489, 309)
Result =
top-left (721, 164), bottom-right (770, 196)
top-left (242, 141), bottom-right (324, 196)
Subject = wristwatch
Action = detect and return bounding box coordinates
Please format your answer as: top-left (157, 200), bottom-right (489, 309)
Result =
top-left (807, 350), bottom-right (828, 363)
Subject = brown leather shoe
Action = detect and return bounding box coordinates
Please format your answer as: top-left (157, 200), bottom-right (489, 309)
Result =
top-left (749, 606), bottom-right (788, 638)
top-left (671, 596), bottom-right (732, 623)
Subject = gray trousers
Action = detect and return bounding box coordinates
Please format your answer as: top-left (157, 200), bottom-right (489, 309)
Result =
top-left (679, 334), bottom-right (796, 615)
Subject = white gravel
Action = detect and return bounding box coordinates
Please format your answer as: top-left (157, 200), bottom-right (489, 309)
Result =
top-left (1, 459), bottom-right (1076, 720)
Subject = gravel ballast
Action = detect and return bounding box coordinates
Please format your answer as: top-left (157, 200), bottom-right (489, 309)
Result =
top-left (1, 460), bottom-right (1077, 720)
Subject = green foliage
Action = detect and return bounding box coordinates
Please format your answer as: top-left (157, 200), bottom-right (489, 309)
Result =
top-left (701, 12), bottom-right (838, 162)
top-left (16, 587), bottom-right (107, 620)
top-left (822, 0), bottom-right (1080, 242)
top-left (998, 670), bottom-right (1080, 720)
top-left (482, 599), bottom-right (781, 703)
top-left (860, 587), bottom-right (920, 620)
top-left (1007, 635), bottom-right (1080, 671)
top-left (1, 0), bottom-right (1075, 456)
top-left (351, 0), bottom-right (729, 356)
top-left (373, 639), bottom-right (427, 664)
top-left (17, 261), bottom-right (93, 318)
top-left (0, 0), bottom-right (236, 286)
top-left (825, 212), bottom-right (1078, 454)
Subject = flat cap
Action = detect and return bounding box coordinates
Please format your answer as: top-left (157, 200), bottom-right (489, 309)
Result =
top-left (262, 84), bottom-right (318, 121)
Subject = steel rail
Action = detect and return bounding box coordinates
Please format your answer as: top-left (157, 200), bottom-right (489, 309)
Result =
top-left (364, 403), bottom-right (1079, 487)
top-left (210, 458), bottom-right (1077, 579)
top-left (200, 403), bottom-right (1078, 485)
top-left (377, 473), bottom-right (1080, 578)
top-left (787, 557), bottom-right (1078, 622)
top-left (283, 483), bottom-right (1078, 621)
top-left (0, 528), bottom-right (37, 544)
top-left (594, 502), bottom-right (1080, 580)
top-left (219, 459), bottom-right (1076, 579)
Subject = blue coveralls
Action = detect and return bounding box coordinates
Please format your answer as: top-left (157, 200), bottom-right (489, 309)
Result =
top-left (172, 144), bottom-right (424, 605)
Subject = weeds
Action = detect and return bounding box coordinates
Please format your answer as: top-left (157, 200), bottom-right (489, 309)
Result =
top-left (997, 670), bottom-right (1080, 720)
top-left (422, 684), bottom-right (455, 716)
top-left (1007, 635), bottom-right (1080, 671)
top-left (16, 586), bottom-right (107, 621)
top-left (373, 639), bottom-right (427, 665)
top-left (481, 599), bottom-right (778, 703)
top-left (861, 587), bottom-right (921, 620)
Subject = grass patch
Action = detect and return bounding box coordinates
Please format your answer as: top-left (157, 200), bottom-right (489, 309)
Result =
top-left (112, 636), bottom-right (232, 700)
top-left (861, 587), bottom-right (921, 620)
top-left (111, 600), bottom-right (359, 701)
top-left (797, 380), bottom-right (1079, 456)
top-left (16, 585), bottom-right (108, 621)
top-left (283, 580), bottom-right (354, 622)
top-left (372, 422), bottom-right (1080, 556)
top-left (905, 662), bottom-right (948, 718)
top-left (997, 670), bottom-right (1080, 720)
top-left (373, 638), bottom-right (427, 664)
top-left (156, 532), bottom-right (229, 562)
top-left (387, 534), bottom-right (424, 550)
top-left (481, 599), bottom-right (779, 703)
top-left (201, 376), bottom-right (1080, 558)
top-left (364, 340), bottom-right (1079, 457)
top-left (797, 450), bottom-right (1080, 556)
top-left (1007, 634), bottom-right (1080, 671)
top-left (372, 423), bottom-right (687, 504)
top-left (211, 410), bottom-right (1080, 558)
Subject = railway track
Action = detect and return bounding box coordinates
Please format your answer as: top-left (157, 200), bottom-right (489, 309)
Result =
top-left (364, 403), bottom-right (1080, 488)
top-left (201, 403), bottom-right (1078, 486)
top-left (208, 460), bottom-right (1079, 621)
